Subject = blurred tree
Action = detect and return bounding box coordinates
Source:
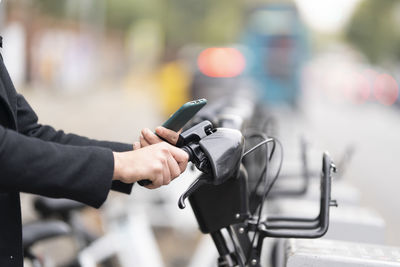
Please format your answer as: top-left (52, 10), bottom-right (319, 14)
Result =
top-left (346, 0), bottom-right (400, 64)
top-left (106, 0), bottom-right (243, 48)
top-left (105, 0), bottom-right (160, 30)
top-left (29, 0), bottom-right (244, 52)
top-left (34, 0), bottom-right (68, 18)
top-left (164, 0), bottom-right (242, 46)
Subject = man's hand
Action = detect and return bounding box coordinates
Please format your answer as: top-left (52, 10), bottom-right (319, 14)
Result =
top-left (139, 127), bottom-right (181, 147)
top-left (112, 142), bottom-right (188, 189)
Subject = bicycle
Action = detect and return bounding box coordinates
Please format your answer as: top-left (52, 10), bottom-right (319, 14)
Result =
top-left (172, 118), bottom-right (336, 267)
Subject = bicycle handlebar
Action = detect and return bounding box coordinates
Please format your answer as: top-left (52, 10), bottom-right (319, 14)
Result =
top-left (138, 121), bottom-right (245, 202)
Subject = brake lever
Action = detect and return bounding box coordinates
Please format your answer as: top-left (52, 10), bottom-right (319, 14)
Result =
top-left (178, 177), bottom-right (208, 209)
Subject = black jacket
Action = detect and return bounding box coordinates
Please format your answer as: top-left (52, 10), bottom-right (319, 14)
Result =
top-left (0, 51), bottom-right (133, 266)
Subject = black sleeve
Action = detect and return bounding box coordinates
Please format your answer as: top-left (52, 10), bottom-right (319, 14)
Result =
top-left (0, 125), bottom-right (114, 208)
top-left (15, 94), bottom-right (134, 194)
top-left (16, 94), bottom-right (132, 151)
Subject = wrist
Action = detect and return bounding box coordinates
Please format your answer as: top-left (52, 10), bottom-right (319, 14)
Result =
top-left (112, 152), bottom-right (123, 181)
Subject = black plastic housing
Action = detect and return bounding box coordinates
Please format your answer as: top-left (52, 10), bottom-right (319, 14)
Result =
top-left (189, 166), bottom-right (249, 234)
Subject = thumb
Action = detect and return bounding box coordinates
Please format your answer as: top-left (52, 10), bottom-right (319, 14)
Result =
top-left (156, 126), bottom-right (180, 145)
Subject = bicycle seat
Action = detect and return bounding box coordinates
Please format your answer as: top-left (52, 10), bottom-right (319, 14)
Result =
top-left (34, 196), bottom-right (86, 219)
top-left (23, 221), bottom-right (71, 250)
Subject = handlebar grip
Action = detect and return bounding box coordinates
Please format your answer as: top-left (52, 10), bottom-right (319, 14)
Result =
top-left (137, 146), bottom-right (192, 187)
top-left (138, 179), bottom-right (152, 186)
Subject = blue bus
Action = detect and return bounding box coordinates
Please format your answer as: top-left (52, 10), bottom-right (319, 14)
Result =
top-left (241, 3), bottom-right (309, 107)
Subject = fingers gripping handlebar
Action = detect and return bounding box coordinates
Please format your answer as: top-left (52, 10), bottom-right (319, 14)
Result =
top-left (138, 121), bottom-right (245, 209)
top-left (137, 121), bottom-right (212, 186)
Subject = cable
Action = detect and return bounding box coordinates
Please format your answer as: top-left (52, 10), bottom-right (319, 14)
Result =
top-left (244, 132), bottom-right (270, 199)
top-left (254, 139), bottom-right (284, 250)
top-left (243, 132), bottom-right (271, 199)
top-left (243, 135), bottom-right (276, 214)
top-left (244, 132), bottom-right (276, 161)
top-left (243, 138), bottom-right (274, 157)
top-left (242, 136), bottom-right (274, 263)
top-left (256, 138), bottom-right (284, 220)
top-left (262, 139), bottom-right (284, 199)
top-left (245, 137), bottom-right (284, 263)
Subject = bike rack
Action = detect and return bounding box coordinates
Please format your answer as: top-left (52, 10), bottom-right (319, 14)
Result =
top-left (257, 152), bottom-right (337, 239)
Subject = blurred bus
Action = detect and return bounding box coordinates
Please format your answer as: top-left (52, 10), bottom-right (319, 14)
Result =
top-left (241, 3), bottom-right (309, 107)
